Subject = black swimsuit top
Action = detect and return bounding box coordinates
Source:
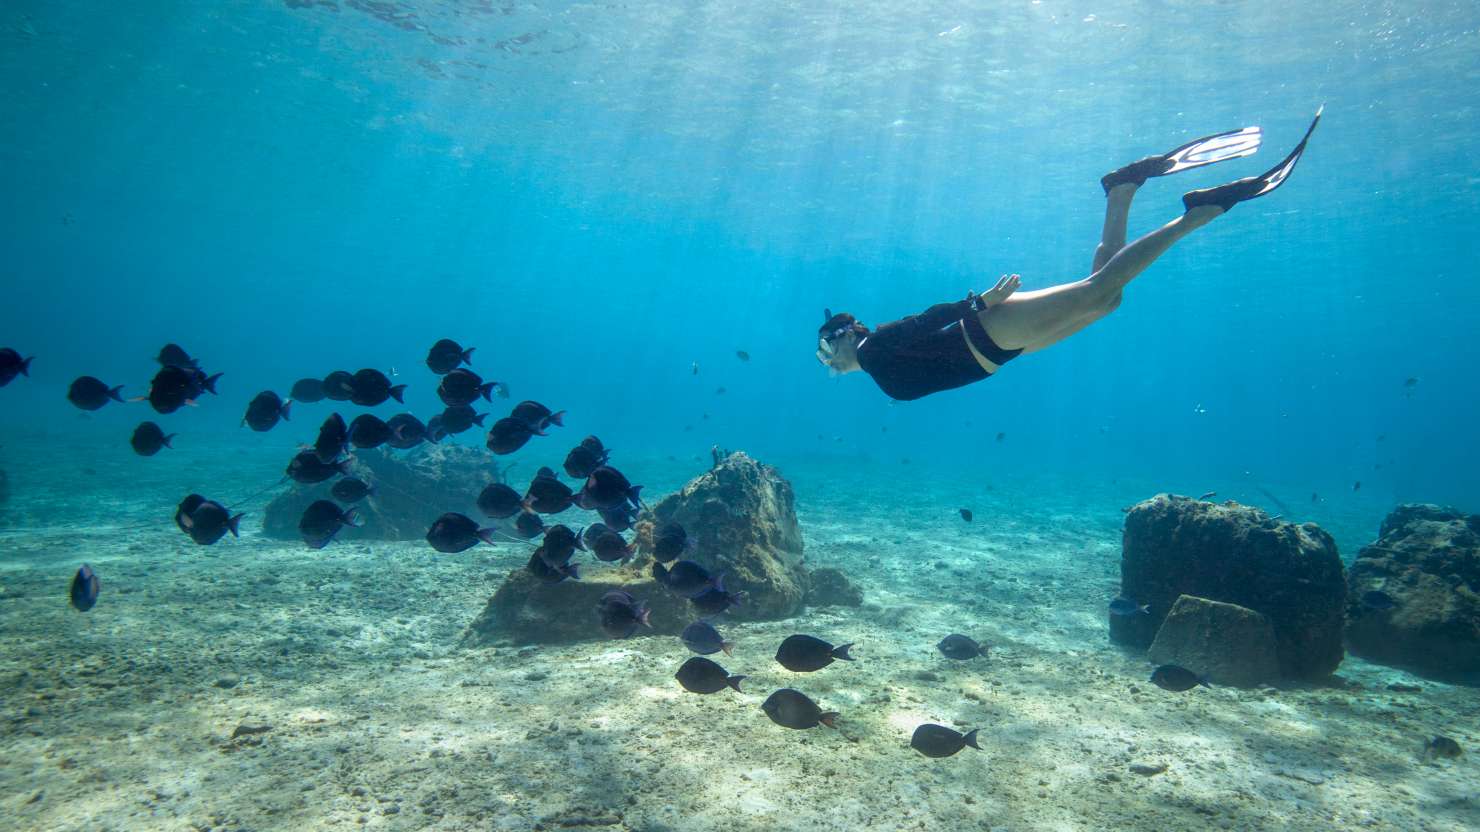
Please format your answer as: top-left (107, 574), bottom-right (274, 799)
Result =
top-left (857, 300), bottom-right (987, 402)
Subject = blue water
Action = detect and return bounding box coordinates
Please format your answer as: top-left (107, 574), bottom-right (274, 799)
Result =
top-left (2, 3), bottom-right (1479, 829)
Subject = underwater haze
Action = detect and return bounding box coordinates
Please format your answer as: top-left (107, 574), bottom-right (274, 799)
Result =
top-left (2, 1), bottom-right (1479, 831)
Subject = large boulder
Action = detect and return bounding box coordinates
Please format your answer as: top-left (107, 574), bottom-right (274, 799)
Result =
top-left (261, 444), bottom-right (503, 541)
top-left (1147, 595), bottom-right (1282, 688)
top-left (1112, 494), bottom-right (1346, 680)
top-left (1346, 504), bottom-right (1480, 682)
top-left (642, 451), bottom-right (807, 619)
top-left (464, 451), bottom-right (810, 645)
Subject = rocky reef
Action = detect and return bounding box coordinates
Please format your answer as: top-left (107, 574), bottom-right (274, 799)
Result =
top-left (1147, 595), bottom-right (1282, 688)
top-left (466, 451), bottom-right (817, 645)
top-left (1113, 494), bottom-right (1346, 680)
top-left (1346, 504), bottom-right (1480, 682)
top-left (261, 444), bottom-right (503, 541)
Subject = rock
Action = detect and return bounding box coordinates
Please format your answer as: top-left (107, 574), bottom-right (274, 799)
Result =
top-left (1345, 504), bottom-right (1480, 682)
top-left (462, 568), bottom-right (689, 646)
top-left (642, 451), bottom-right (807, 620)
top-left (231, 723), bottom-right (273, 739)
top-left (1128, 762), bottom-right (1167, 776)
top-left (261, 444), bottom-right (504, 541)
top-left (1147, 595), bottom-right (1282, 688)
top-left (804, 566), bottom-right (863, 607)
top-left (464, 451), bottom-right (809, 644)
top-left (1112, 494), bottom-right (1346, 680)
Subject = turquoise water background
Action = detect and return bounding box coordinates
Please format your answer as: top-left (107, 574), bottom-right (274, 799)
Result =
top-left (3, 1), bottom-right (1478, 510)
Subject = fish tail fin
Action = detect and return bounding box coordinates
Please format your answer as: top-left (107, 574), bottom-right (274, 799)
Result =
top-left (651, 562), bottom-right (669, 583)
top-left (227, 513), bottom-right (243, 538)
top-left (476, 528), bottom-right (498, 546)
top-left (462, 347), bottom-right (475, 365)
top-left (342, 509), bottom-right (361, 528)
top-left (637, 604), bottom-right (652, 627)
top-left (163, 434), bottom-right (176, 449)
top-left (964, 729), bottom-right (980, 749)
top-left (479, 382), bottom-right (495, 402)
top-left (833, 643), bottom-right (855, 661)
top-left (727, 674), bottom-right (745, 693)
top-left (203, 373), bottom-right (223, 394)
top-left (818, 712), bottom-right (839, 729)
top-left (108, 385), bottom-right (126, 402)
top-left (549, 410), bottom-right (565, 427)
top-left (281, 400), bottom-right (292, 422)
top-left (1138, 604), bottom-right (1151, 615)
top-left (565, 563), bottom-right (581, 580)
top-left (720, 641), bottom-right (734, 657)
top-left (574, 527), bottom-right (587, 551)
top-left (19, 356), bottom-right (32, 377)
top-left (389, 385), bottom-right (406, 404)
top-left (337, 458), bottom-right (353, 475)
top-left (629, 485), bottom-right (644, 508)
top-left (473, 413), bottom-right (488, 427)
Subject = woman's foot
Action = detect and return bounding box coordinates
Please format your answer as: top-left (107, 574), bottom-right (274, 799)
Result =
top-left (1101, 125), bottom-right (1263, 194)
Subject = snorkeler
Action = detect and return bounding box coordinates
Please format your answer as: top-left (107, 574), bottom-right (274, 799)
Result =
top-left (817, 108), bottom-right (1322, 401)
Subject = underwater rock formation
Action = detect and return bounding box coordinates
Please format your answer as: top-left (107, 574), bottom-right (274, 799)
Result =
top-left (466, 451), bottom-right (811, 645)
top-left (1147, 595), bottom-right (1281, 688)
top-left (804, 566), bottom-right (863, 607)
top-left (643, 451), bottom-right (807, 619)
top-left (1345, 504), bottom-right (1480, 681)
top-left (1112, 494), bottom-right (1346, 680)
top-left (262, 444), bottom-right (502, 541)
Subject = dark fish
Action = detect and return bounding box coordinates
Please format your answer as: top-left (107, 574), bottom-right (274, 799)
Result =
top-left (597, 590), bottom-right (649, 637)
top-left (675, 656), bottom-right (744, 693)
top-left (735, 350), bottom-right (750, 362)
top-left (426, 512), bottom-right (495, 553)
top-left (761, 689), bottom-right (837, 730)
top-left (689, 575), bottom-right (743, 616)
top-left (1150, 664), bottom-right (1206, 692)
top-left (652, 560), bottom-right (714, 597)
top-left (145, 365), bottom-right (205, 414)
top-left (715, 386), bottom-right (726, 395)
top-left (299, 500), bottom-right (358, 549)
top-left (598, 502), bottom-right (639, 533)
top-left (67, 376), bottom-right (125, 411)
top-left (156, 343), bottom-right (199, 369)
top-left (385, 413), bottom-right (428, 449)
top-left (350, 368), bottom-right (405, 407)
top-left (563, 436), bottom-right (609, 479)
top-left (539, 524), bottom-right (585, 566)
top-left (176, 495), bottom-right (242, 545)
top-left (287, 450), bottom-right (350, 484)
top-left (692, 361), bottom-right (699, 375)
top-left (776, 634), bottom-right (854, 672)
top-left (581, 466), bottom-right (643, 511)
top-left (1360, 590), bottom-right (1396, 611)
top-left (651, 522), bottom-right (693, 563)
top-left (437, 368), bottom-right (496, 407)
top-left (959, 508), bottom-right (973, 522)
top-left (524, 468), bottom-right (575, 514)
top-left (0, 348), bottom-right (34, 386)
top-left (314, 413), bottom-right (349, 461)
top-left (130, 421), bottom-right (175, 456)
top-left (1108, 597), bottom-right (1150, 617)
top-left (477, 483), bottom-right (523, 519)
top-left (1353, 480), bottom-right (1362, 491)
top-left (936, 634), bottom-right (986, 660)
top-left (426, 338), bottom-right (475, 375)
top-left (511, 400), bottom-right (564, 431)
top-left (322, 371), bottom-right (356, 402)
top-left (910, 724), bottom-right (980, 758)
top-left (487, 417), bottom-right (537, 454)
top-left (290, 377), bottom-right (325, 403)
top-left (996, 432), bottom-right (1006, 442)
top-left (348, 414), bottom-right (392, 449)
top-left (1311, 492), bottom-right (1320, 503)
top-left (70, 564), bottom-right (100, 612)
top-left (1424, 736), bottom-right (1463, 760)
top-left (528, 548), bottom-right (579, 583)
top-left (1403, 377), bottom-right (1419, 388)
top-left (511, 509), bottom-right (546, 539)
top-left (439, 404), bottom-right (487, 435)
top-left (330, 478), bottom-right (373, 503)
top-left (243, 391), bottom-right (292, 432)
top-left (681, 620), bottom-right (733, 656)
top-left (425, 413), bottom-right (448, 443)
top-left (584, 524), bottom-right (634, 562)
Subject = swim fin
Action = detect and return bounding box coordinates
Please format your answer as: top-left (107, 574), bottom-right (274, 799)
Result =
top-left (1182, 106), bottom-right (1323, 212)
top-left (1101, 125), bottom-right (1263, 194)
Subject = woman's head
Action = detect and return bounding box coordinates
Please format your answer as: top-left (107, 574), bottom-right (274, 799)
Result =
top-left (816, 308), bottom-right (868, 373)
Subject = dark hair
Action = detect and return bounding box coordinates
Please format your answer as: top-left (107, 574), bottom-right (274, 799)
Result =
top-left (819, 309), bottom-right (868, 339)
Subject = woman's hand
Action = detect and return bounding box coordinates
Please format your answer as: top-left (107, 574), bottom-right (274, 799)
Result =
top-left (981, 273), bottom-right (1021, 307)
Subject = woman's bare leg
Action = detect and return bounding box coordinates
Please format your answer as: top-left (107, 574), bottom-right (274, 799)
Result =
top-left (1092, 183), bottom-right (1136, 272)
top-left (983, 203), bottom-right (1224, 352)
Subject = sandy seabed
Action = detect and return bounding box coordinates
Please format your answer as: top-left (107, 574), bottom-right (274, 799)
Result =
top-left (0, 440), bottom-right (1476, 832)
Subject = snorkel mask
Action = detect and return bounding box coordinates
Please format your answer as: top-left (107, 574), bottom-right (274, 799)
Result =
top-left (816, 308), bottom-right (856, 366)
